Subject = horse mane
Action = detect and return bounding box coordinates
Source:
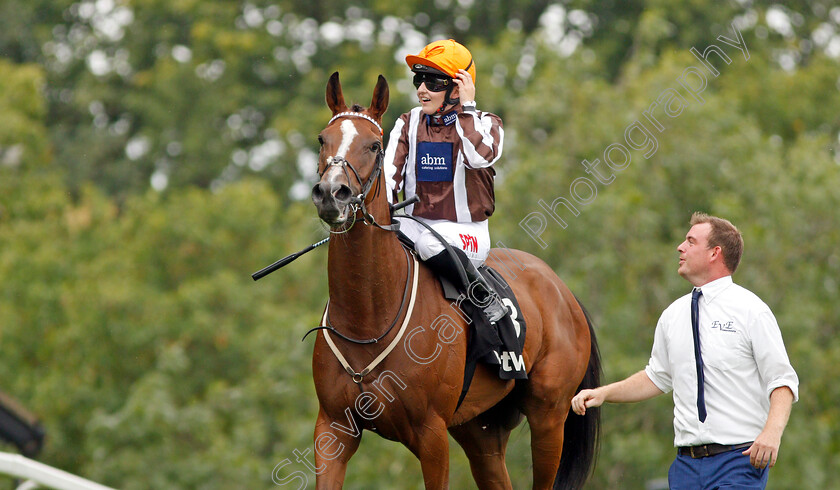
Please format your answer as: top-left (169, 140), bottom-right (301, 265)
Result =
top-left (350, 103), bottom-right (365, 112)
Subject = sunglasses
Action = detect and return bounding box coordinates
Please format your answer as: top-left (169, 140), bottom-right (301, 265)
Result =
top-left (412, 72), bottom-right (452, 92)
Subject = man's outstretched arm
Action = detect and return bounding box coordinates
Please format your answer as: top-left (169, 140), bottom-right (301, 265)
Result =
top-left (571, 370), bottom-right (665, 415)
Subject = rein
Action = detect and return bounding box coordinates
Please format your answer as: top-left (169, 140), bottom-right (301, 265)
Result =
top-left (302, 244), bottom-right (414, 344)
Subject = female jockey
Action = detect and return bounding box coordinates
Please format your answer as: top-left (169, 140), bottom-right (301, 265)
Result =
top-left (384, 39), bottom-right (507, 323)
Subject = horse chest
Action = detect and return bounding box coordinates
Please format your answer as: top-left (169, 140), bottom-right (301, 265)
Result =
top-left (319, 366), bottom-right (426, 432)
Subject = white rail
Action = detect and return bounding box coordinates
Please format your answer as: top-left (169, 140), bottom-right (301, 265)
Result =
top-left (0, 453), bottom-right (115, 490)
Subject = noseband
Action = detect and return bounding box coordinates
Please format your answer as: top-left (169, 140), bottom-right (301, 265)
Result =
top-left (319, 112), bottom-right (398, 232)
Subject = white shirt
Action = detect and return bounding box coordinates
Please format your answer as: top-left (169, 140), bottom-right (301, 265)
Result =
top-left (645, 276), bottom-right (799, 447)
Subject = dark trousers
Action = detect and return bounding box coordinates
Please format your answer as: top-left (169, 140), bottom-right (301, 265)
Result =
top-left (668, 448), bottom-right (769, 489)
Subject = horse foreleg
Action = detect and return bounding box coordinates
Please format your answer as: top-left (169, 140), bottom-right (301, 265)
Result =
top-left (450, 419), bottom-right (513, 489)
top-left (312, 408), bottom-right (362, 489)
top-left (407, 416), bottom-right (451, 489)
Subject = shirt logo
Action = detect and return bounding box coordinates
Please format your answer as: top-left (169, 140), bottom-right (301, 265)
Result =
top-left (442, 111), bottom-right (458, 126)
top-left (425, 110), bottom-right (458, 127)
top-left (416, 141), bottom-right (453, 182)
top-left (711, 320), bottom-right (737, 333)
top-left (459, 233), bottom-right (478, 253)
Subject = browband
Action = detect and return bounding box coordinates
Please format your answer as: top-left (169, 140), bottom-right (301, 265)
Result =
top-left (328, 111), bottom-right (383, 135)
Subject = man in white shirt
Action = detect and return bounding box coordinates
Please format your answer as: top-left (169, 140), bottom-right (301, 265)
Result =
top-left (572, 212), bottom-right (798, 489)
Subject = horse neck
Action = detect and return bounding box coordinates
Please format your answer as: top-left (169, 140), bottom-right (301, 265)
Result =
top-left (326, 200), bottom-right (408, 337)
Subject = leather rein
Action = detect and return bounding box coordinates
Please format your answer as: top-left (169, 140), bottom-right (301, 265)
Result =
top-left (314, 248), bottom-right (419, 384)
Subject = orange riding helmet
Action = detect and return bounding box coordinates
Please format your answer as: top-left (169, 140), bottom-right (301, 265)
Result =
top-left (406, 39), bottom-right (476, 85)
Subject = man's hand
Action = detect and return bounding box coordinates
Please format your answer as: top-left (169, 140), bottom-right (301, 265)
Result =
top-left (742, 386), bottom-right (794, 468)
top-left (742, 429), bottom-right (782, 469)
top-left (571, 388), bottom-right (605, 416)
top-left (453, 69), bottom-right (475, 103)
top-left (742, 386), bottom-right (795, 468)
top-left (571, 371), bottom-right (664, 416)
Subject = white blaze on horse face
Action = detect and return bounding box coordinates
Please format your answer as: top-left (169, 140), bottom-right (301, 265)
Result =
top-left (321, 119), bottom-right (360, 187)
top-left (336, 119), bottom-right (358, 158)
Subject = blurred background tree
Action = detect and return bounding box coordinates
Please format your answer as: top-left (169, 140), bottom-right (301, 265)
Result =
top-left (1, 0), bottom-right (838, 488)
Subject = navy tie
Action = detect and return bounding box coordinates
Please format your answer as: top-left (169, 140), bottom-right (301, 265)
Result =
top-left (691, 288), bottom-right (707, 422)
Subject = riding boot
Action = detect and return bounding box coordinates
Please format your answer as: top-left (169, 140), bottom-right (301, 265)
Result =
top-left (424, 249), bottom-right (508, 323)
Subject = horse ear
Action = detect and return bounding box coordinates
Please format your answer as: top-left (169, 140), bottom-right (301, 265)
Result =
top-left (326, 71), bottom-right (348, 115)
top-left (368, 75), bottom-right (389, 122)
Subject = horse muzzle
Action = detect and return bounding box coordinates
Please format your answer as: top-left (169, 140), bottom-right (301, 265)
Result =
top-left (311, 181), bottom-right (358, 226)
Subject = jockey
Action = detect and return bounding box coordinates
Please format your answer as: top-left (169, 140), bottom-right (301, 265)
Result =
top-left (384, 39), bottom-right (507, 323)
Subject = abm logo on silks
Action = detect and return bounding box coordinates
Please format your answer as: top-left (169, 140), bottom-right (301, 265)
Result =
top-left (416, 141), bottom-right (454, 182)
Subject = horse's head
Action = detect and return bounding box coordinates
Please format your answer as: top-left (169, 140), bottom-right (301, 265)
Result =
top-left (311, 72), bottom-right (389, 228)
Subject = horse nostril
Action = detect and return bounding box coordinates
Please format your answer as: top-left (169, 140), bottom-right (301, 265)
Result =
top-left (311, 183), bottom-right (326, 202)
top-left (333, 185), bottom-right (353, 204)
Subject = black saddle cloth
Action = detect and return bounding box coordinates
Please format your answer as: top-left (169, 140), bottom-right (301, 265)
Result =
top-left (438, 264), bottom-right (528, 407)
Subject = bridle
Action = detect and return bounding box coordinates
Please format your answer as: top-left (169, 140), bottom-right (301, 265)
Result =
top-left (318, 112), bottom-right (398, 233)
top-left (307, 112), bottom-right (419, 383)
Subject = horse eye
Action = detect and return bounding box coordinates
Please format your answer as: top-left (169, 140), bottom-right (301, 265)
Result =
top-left (317, 135), bottom-right (324, 145)
top-left (370, 142), bottom-right (381, 152)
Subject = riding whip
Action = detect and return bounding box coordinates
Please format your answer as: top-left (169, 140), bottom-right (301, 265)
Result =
top-left (251, 195), bottom-right (419, 281)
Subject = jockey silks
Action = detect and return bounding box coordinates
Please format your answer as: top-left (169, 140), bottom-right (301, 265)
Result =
top-left (384, 103), bottom-right (504, 223)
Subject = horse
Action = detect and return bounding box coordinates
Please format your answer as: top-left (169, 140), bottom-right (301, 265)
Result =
top-left (307, 71), bottom-right (601, 489)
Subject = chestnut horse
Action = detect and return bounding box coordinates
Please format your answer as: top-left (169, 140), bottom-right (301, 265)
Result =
top-left (308, 72), bottom-right (601, 489)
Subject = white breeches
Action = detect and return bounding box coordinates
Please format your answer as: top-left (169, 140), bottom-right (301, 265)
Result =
top-left (396, 217), bottom-right (490, 267)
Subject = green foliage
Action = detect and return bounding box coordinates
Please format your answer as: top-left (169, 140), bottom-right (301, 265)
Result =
top-left (2, 1), bottom-right (839, 488)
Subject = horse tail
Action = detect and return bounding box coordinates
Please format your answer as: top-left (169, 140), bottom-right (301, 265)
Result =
top-left (554, 296), bottom-right (602, 490)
